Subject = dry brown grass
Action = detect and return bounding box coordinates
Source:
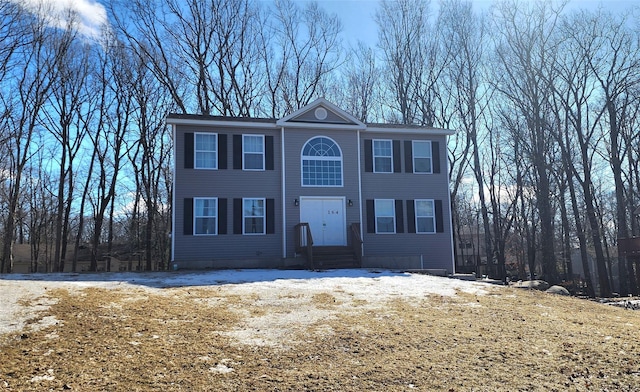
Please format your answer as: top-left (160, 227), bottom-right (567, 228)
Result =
top-left (1, 283), bottom-right (640, 391)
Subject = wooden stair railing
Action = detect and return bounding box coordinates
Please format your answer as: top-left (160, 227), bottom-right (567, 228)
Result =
top-left (295, 222), bottom-right (314, 269)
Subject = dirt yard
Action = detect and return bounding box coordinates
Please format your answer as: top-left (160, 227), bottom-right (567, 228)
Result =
top-left (1, 270), bottom-right (639, 391)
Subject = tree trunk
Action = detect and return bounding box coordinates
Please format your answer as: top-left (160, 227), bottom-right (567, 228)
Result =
top-left (53, 141), bottom-right (67, 272)
top-left (73, 148), bottom-right (96, 273)
top-left (608, 100), bottom-right (629, 296)
top-left (535, 163), bottom-right (559, 284)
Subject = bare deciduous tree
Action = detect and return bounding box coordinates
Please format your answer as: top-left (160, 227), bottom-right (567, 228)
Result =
top-left (1, 5), bottom-right (58, 273)
top-left (39, 11), bottom-right (92, 272)
top-left (127, 45), bottom-right (173, 270)
top-left (491, 0), bottom-right (565, 285)
top-left (87, 39), bottom-right (134, 271)
top-left (582, 10), bottom-right (640, 296)
top-left (341, 42), bottom-right (380, 123)
top-left (375, 0), bottom-right (429, 124)
top-left (262, 0), bottom-right (343, 116)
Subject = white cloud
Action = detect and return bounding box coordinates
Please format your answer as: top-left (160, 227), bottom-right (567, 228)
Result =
top-left (10, 0), bottom-right (108, 40)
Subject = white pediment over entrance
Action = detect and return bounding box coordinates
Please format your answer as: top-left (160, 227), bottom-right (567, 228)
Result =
top-left (276, 98), bottom-right (366, 129)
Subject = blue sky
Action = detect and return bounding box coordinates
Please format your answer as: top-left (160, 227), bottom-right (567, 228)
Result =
top-left (10, 0), bottom-right (640, 46)
top-left (313, 0), bottom-right (639, 47)
top-left (313, 0), bottom-right (380, 46)
top-left (360, 0), bottom-right (637, 44)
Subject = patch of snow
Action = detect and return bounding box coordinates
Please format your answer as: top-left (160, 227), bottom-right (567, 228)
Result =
top-left (208, 358), bottom-right (236, 374)
top-left (210, 364), bottom-right (234, 373)
top-left (29, 374), bottom-right (55, 382)
top-left (0, 269), bottom-right (494, 342)
top-left (29, 369), bottom-right (55, 382)
top-left (607, 299), bottom-right (640, 310)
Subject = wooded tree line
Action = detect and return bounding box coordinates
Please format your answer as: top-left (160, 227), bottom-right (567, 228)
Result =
top-left (1, 0), bottom-right (639, 297)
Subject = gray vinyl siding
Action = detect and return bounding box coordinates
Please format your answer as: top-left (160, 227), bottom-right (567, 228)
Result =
top-left (170, 105), bottom-right (454, 272)
top-left (360, 133), bottom-right (453, 271)
top-left (173, 123), bottom-right (282, 267)
top-left (283, 128), bottom-right (361, 257)
top-left (290, 107), bottom-right (356, 124)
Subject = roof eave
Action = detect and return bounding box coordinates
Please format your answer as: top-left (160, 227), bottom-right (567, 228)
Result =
top-left (275, 120), bottom-right (366, 130)
top-left (166, 117), bottom-right (278, 129)
top-left (363, 127), bottom-right (456, 136)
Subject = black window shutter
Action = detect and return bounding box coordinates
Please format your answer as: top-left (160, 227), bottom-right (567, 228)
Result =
top-left (266, 198), bottom-right (275, 234)
top-left (406, 200), bottom-right (416, 233)
top-left (218, 134), bottom-right (227, 169)
top-left (184, 133), bottom-right (194, 169)
top-left (395, 199), bottom-right (404, 233)
top-left (218, 198), bottom-right (227, 234)
top-left (393, 140), bottom-right (401, 173)
top-left (435, 199), bottom-right (444, 233)
top-left (432, 141), bottom-right (440, 174)
top-left (404, 141), bottom-right (413, 173)
top-left (183, 198), bottom-right (193, 235)
top-left (233, 198), bottom-right (243, 234)
top-left (366, 199), bottom-right (375, 233)
top-left (266, 136), bottom-right (274, 170)
top-left (364, 139), bottom-right (373, 172)
top-left (233, 135), bottom-right (242, 169)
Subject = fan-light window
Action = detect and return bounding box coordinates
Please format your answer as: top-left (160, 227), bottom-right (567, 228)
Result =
top-left (301, 137), bottom-right (343, 186)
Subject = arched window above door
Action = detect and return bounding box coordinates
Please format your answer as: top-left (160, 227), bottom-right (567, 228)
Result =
top-left (301, 136), bottom-right (343, 187)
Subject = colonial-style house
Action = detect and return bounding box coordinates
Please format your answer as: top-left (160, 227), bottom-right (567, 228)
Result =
top-left (167, 99), bottom-right (456, 272)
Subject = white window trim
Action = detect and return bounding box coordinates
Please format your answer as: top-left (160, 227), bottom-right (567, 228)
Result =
top-left (412, 140), bottom-right (432, 174)
top-left (243, 197), bottom-right (266, 235)
top-left (415, 199), bottom-right (436, 234)
top-left (194, 132), bottom-right (218, 170)
top-left (373, 139), bottom-right (393, 173)
top-left (193, 197), bottom-right (217, 236)
top-left (375, 199), bottom-right (396, 234)
top-left (242, 134), bottom-right (265, 171)
top-left (300, 136), bottom-right (344, 187)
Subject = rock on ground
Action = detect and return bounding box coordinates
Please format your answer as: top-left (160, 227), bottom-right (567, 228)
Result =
top-left (512, 280), bottom-right (550, 291)
top-left (546, 285), bottom-right (570, 296)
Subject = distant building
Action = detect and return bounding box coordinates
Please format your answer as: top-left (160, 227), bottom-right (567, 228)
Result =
top-left (455, 226), bottom-right (486, 274)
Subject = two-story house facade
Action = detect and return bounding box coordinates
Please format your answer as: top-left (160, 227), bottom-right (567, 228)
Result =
top-left (168, 99), bottom-right (455, 272)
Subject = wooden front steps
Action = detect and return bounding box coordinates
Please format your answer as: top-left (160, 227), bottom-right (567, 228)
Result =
top-left (310, 246), bottom-right (360, 269)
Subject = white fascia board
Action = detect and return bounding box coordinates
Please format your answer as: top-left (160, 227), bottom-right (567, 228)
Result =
top-left (363, 127), bottom-right (456, 136)
top-left (313, 99), bottom-right (366, 127)
top-left (278, 98), bottom-right (366, 128)
top-left (276, 121), bottom-right (366, 130)
top-left (166, 118), bottom-right (278, 129)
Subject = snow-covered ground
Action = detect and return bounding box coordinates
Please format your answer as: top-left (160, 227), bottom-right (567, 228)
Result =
top-left (0, 269), bottom-right (493, 341)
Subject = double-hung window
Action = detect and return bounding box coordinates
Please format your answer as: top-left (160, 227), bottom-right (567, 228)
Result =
top-left (375, 199), bottom-right (396, 233)
top-left (413, 141), bottom-right (432, 173)
top-left (373, 139), bottom-right (393, 173)
top-left (243, 135), bottom-right (265, 170)
top-left (194, 198), bottom-right (217, 235)
top-left (415, 199), bottom-right (436, 233)
top-left (195, 133), bottom-right (217, 169)
top-left (243, 198), bottom-right (265, 234)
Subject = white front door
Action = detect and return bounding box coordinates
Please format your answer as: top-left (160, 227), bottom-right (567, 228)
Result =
top-left (300, 197), bottom-right (346, 246)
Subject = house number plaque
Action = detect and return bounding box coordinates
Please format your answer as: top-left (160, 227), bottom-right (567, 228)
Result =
top-left (327, 209), bottom-right (339, 215)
